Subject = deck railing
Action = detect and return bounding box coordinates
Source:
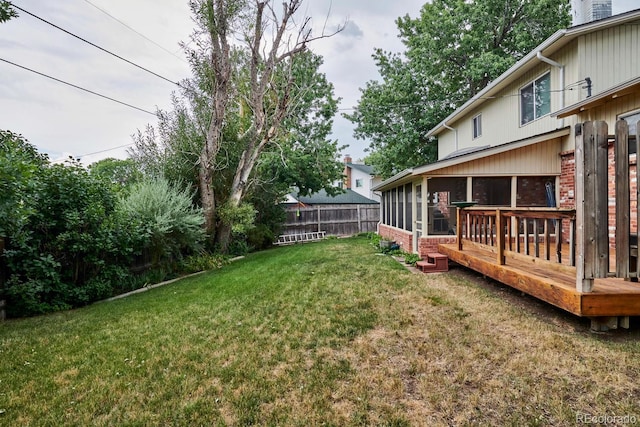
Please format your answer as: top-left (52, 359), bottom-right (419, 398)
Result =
top-left (456, 207), bottom-right (577, 267)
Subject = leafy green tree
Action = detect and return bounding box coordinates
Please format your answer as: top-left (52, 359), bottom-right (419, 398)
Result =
top-left (88, 158), bottom-right (143, 194)
top-left (0, 0), bottom-right (17, 23)
top-left (0, 131), bottom-right (48, 238)
top-left (131, 44), bottom-right (344, 253)
top-left (347, 0), bottom-right (571, 178)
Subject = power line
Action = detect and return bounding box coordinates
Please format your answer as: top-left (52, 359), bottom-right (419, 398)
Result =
top-left (338, 86), bottom-right (588, 112)
top-left (7, 2), bottom-right (180, 86)
top-left (81, 0), bottom-right (187, 64)
top-left (78, 143), bottom-right (135, 158)
top-left (0, 57), bottom-right (158, 116)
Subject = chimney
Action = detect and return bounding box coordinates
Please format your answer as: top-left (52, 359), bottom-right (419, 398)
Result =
top-left (572, 0), bottom-right (611, 25)
top-left (344, 154), bottom-right (352, 189)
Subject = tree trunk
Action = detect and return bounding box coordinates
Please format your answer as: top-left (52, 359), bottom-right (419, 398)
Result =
top-left (199, 151), bottom-right (216, 241)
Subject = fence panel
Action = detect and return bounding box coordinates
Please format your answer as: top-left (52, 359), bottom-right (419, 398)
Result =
top-left (283, 204), bottom-right (379, 236)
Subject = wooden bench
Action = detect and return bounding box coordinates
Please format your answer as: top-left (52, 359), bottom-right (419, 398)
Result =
top-left (416, 252), bottom-right (449, 273)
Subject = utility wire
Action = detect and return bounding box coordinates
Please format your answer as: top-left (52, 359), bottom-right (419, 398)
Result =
top-left (337, 86), bottom-right (588, 112)
top-left (7, 2), bottom-right (180, 86)
top-left (0, 57), bottom-right (158, 116)
top-left (81, 0), bottom-right (187, 64)
top-left (78, 142), bottom-right (135, 158)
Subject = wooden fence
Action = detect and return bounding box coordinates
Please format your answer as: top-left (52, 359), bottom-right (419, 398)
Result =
top-left (283, 204), bottom-right (379, 236)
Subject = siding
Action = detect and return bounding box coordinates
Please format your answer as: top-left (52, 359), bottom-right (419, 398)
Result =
top-left (579, 23), bottom-right (640, 93)
top-left (442, 62), bottom-right (566, 159)
top-left (431, 138), bottom-right (563, 177)
top-left (436, 20), bottom-right (640, 160)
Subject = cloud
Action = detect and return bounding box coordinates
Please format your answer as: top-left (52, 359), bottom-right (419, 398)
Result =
top-left (340, 20), bottom-right (363, 39)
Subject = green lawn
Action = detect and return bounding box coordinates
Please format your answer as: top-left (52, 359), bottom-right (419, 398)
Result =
top-left (2, 236), bottom-right (640, 426)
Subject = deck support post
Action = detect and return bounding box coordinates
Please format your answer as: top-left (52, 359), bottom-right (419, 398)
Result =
top-left (575, 121), bottom-right (609, 293)
top-left (590, 317), bottom-right (619, 332)
top-left (590, 316), bottom-right (629, 332)
top-left (615, 120), bottom-right (630, 278)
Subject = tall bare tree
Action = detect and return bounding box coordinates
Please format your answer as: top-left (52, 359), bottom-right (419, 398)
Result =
top-left (186, 0), bottom-right (340, 251)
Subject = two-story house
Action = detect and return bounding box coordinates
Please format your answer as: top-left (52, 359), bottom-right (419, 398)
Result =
top-left (374, 8), bottom-right (640, 258)
top-left (342, 155), bottom-right (382, 202)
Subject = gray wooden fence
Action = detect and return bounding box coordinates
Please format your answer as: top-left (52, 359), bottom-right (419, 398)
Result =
top-left (283, 204), bottom-right (379, 236)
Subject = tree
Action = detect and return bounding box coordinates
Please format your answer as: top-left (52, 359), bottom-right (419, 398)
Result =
top-left (347, 0), bottom-right (571, 178)
top-left (89, 158), bottom-right (143, 193)
top-left (0, 131), bottom-right (48, 238)
top-left (0, 0), bottom-right (17, 23)
top-left (188, 0), bottom-right (342, 251)
top-left (132, 1), bottom-right (343, 252)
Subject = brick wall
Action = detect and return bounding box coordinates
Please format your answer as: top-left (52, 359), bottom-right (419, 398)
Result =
top-left (561, 144), bottom-right (637, 248)
top-left (379, 224), bottom-right (413, 253)
top-left (419, 236), bottom-right (457, 258)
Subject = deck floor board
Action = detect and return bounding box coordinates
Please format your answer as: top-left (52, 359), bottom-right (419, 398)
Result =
top-left (439, 243), bottom-right (640, 317)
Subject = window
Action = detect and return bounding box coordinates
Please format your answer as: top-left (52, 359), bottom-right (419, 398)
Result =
top-left (520, 72), bottom-right (551, 125)
top-left (355, 178), bottom-right (363, 188)
top-left (620, 110), bottom-right (640, 154)
top-left (472, 114), bottom-right (482, 139)
top-left (397, 186), bottom-right (404, 229)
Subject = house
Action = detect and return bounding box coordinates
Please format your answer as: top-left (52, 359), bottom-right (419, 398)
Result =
top-left (373, 9), bottom-right (640, 328)
top-left (342, 155), bottom-right (382, 202)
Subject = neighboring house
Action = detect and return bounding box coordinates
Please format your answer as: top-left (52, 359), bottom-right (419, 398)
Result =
top-left (341, 155), bottom-right (382, 202)
top-left (282, 189), bottom-right (379, 236)
top-left (374, 8), bottom-right (640, 257)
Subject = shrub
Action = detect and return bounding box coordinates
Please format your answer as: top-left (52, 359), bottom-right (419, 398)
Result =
top-left (404, 253), bottom-right (422, 266)
top-left (179, 253), bottom-right (227, 274)
top-left (118, 177), bottom-right (205, 266)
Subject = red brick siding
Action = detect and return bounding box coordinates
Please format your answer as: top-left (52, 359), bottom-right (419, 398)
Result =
top-left (560, 145), bottom-right (637, 248)
top-left (378, 224), bottom-right (413, 253)
top-left (419, 236), bottom-right (457, 259)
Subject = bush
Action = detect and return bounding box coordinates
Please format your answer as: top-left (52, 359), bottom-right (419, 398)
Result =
top-left (2, 160), bottom-right (140, 317)
top-left (118, 177), bottom-right (205, 266)
top-left (179, 253), bottom-right (227, 274)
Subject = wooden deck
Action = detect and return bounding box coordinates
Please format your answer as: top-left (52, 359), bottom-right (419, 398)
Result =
top-left (439, 242), bottom-right (640, 318)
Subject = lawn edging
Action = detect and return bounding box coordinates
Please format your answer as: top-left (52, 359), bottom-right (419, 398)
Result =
top-left (96, 255), bottom-right (245, 303)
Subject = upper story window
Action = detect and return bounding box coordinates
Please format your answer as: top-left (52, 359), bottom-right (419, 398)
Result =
top-left (355, 178), bottom-right (364, 188)
top-left (520, 72), bottom-right (551, 126)
top-left (472, 114), bottom-right (482, 139)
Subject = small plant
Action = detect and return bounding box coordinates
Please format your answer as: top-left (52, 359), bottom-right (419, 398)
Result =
top-left (404, 253), bottom-right (421, 266)
top-left (179, 252), bottom-right (228, 274)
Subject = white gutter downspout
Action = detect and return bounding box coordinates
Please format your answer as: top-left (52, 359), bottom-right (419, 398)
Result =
top-left (536, 51), bottom-right (565, 127)
top-left (443, 124), bottom-right (458, 151)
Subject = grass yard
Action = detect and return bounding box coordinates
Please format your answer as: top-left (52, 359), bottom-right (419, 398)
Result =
top-left (2, 236), bottom-right (640, 426)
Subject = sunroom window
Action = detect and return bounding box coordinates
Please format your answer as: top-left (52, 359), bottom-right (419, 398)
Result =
top-left (520, 72), bottom-right (551, 125)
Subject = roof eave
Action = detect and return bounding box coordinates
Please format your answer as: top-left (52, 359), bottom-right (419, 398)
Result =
top-left (372, 169), bottom-right (413, 192)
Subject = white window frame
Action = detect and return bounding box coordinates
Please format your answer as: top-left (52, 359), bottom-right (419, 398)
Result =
top-left (355, 178), bottom-right (364, 188)
top-left (520, 72), bottom-right (551, 126)
top-left (472, 114), bottom-right (482, 139)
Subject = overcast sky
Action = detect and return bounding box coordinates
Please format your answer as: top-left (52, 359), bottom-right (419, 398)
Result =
top-left (1, 0), bottom-right (638, 165)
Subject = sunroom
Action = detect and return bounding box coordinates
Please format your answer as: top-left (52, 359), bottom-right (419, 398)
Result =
top-left (374, 128), bottom-right (569, 257)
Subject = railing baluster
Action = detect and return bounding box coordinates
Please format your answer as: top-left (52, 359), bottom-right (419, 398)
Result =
top-left (544, 218), bottom-right (551, 261)
top-left (534, 218), bottom-right (540, 258)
